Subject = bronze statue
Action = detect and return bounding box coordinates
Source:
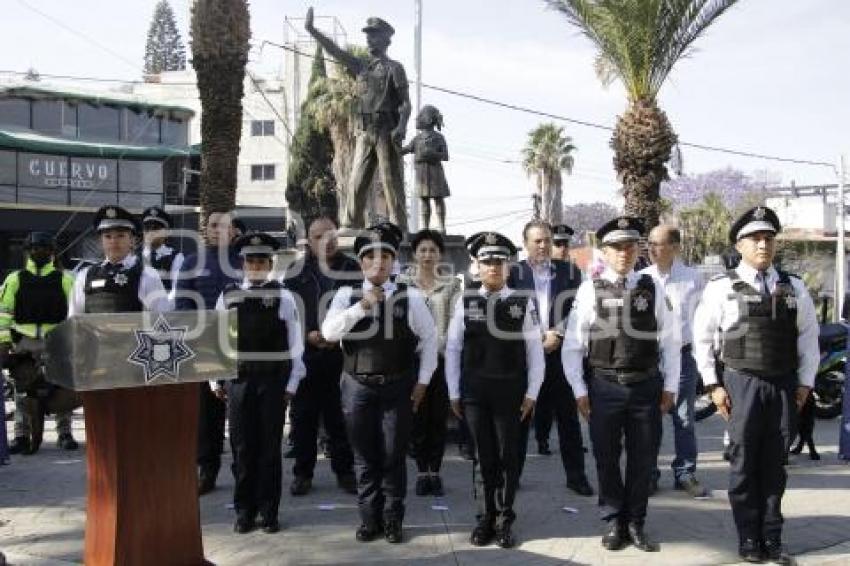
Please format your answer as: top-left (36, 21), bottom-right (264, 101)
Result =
top-left (305, 8), bottom-right (411, 233)
top-left (402, 105), bottom-right (450, 233)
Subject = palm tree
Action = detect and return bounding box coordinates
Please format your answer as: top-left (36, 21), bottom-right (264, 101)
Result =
top-left (679, 192), bottom-right (731, 264)
top-left (190, 0), bottom-right (251, 226)
top-left (522, 122), bottom-right (576, 225)
top-left (545, 0), bottom-right (739, 228)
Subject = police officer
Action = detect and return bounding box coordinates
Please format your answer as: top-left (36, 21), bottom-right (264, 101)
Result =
top-left (285, 216), bottom-right (359, 497)
top-left (550, 223), bottom-right (574, 262)
top-left (140, 206), bottom-right (184, 295)
top-left (0, 232), bottom-right (76, 454)
top-left (509, 220), bottom-right (593, 496)
top-left (68, 205), bottom-right (169, 316)
top-left (321, 223), bottom-right (438, 544)
top-left (216, 232), bottom-right (306, 534)
top-left (446, 232), bottom-right (545, 549)
top-left (562, 216), bottom-right (680, 552)
top-left (175, 211), bottom-right (241, 495)
top-left (693, 206), bottom-right (818, 564)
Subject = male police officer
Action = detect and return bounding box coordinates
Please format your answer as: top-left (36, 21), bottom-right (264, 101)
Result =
top-left (550, 224), bottom-right (574, 262)
top-left (216, 232), bottom-right (305, 534)
top-left (563, 216), bottom-right (680, 552)
top-left (693, 206), bottom-right (818, 564)
top-left (321, 223), bottom-right (437, 544)
top-left (509, 220), bottom-right (593, 496)
top-left (1, 232), bottom-right (76, 454)
top-left (141, 206), bottom-right (184, 295)
top-left (446, 231), bottom-right (545, 549)
top-left (68, 206), bottom-right (169, 316)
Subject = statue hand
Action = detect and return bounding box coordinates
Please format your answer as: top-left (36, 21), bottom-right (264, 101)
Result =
top-left (305, 7), bottom-right (315, 32)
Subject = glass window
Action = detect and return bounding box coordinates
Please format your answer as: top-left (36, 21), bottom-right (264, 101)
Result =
top-left (263, 120), bottom-right (274, 136)
top-left (125, 110), bottom-right (161, 145)
top-left (0, 186), bottom-right (15, 203)
top-left (32, 100), bottom-right (63, 136)
top-left (119, 160), bottom-right (163, 193)
top-left (263, 164), bottom-right (275, 180)
top-left (70, 191), bottom-right (116, 207)
top-left (18, 153), bottom-right (68, 189)
top-left (119, 193), bottom-right (163, 209)
top-left (78, 104), bottom-right (120, 141)
top-left (251, 164), bottom-right (275, 181)
top-left (0, 151), bottom-right (16, 185)
top-left (161, 117), bottom-right (187, 146)
top-left (62, 103), bottom-right (77, 137)
top-left (0, 98), bottom-right (30, 128)
top-left (69, 157), bottom-right (117, 191)
top-left (19, 187), bottom-right (68, 205)
top-left (251, 164), bottom-right (263, 181)
top-left (251, 120), bottom-right (263, 136)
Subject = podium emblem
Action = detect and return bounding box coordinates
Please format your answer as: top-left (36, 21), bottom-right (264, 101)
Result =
top-left (128, 315), bottom-right (195, 383)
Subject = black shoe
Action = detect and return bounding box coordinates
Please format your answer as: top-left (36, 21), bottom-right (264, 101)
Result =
top-left (355, 523), bottom-right (383, 542)
top-left (495, 523), bottom-right (515, 549)
top-left (415, 475), bottom-right (432, 496)
top-left (234, 515), bottom-right (255, 534)
top-left (601, 522), bottom-right (627, 551)
top-left (8, 436), bottom-right (29, 455)
top-left (430, 475), bottom-right (444, 497)
top-left (198, 472), bottom-right (216, 496)
top-left (537, 440), bottom-right (552, 455)
top-left (763, 539), bottom-right (792, 565)
top-left (566, 477), bottom-right (595, 497)
top-left (57, 433), bottom-right (79, 450)
top-left (470, 515), bottom-right (495, 546)
top-left (259, 516), bottom-right (280, 534)
top-left (738, 538), bottom-right (764, 563)
top-left (337, 473), bottom-right (357, 495)
top-left (384, 520), bottom-right (403, 544)
top-left (627, 523), bottom-right (659, 552)
top-left (458, 444), bottom-right (474, 461)
top-left (290, 476), bottom-right (312, 496)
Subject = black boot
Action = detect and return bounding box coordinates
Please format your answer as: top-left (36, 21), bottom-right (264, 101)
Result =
top-left (384, 519), bottom-right (403, 544)
top-left (57, 433), bottom-right (79, 450)
top-left (601, 521), bottom-right (627, 551)
top-left (494, 512), bottom-right (515, 549)
top-left (355, 522), bottom-right (383, 543)
top-left (763, 538), bottom-right (792, 565)
top-left (8, 436), bottom-right (29, 455)
top-left (470, 514), bottom-right (495, 546)
top-left (430, 475), bottom-right (444, 497)
top-left (738, 538), bottom-right (764, 563)
top-left (234, 512), bottom-right (256, 534)
top-left (627, 523), bottom-right (659, 552)
top-left (537, 439), bottom-right (552, 455)
top-left (198, 469), bottom-right (217, 496)
top-left (414, 475), bottom-right (432, 496)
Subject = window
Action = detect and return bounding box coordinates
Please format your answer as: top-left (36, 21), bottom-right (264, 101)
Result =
top-left (124, 110), bottom-right (161, 145)
top-left (119, 160), bottom-right (163, 193)
top-left (0, 98), bottom-right (30, 128)
top-left (78, 104), bottom-right (120, 141)
top-left (250, 164), bottom-right (276, 181)
top-left (161, 117), bottom-right (187, 146)
top-left (32, 100), bottom-right (62, 135)
top-left (250, 120), bottom-right (275, 137)
top-left (62, 103), bottom-right (77, 137)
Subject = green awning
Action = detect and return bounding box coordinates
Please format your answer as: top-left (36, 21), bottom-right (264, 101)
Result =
top-left (0, 85), bottom-right (195, 117)
top-left (0, 128), bottom-right (199, 159)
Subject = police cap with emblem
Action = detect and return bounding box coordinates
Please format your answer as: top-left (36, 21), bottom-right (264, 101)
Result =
top-left (729, 205), bottom-right (781, 243)
top-left (141, 206), bottom-right (172, 229)
top-left (466, 231), bottom-right (517, 262)
top-left (552, 224), bottom-right (575, 242)
top-left (24, 231), bottom-right (55, 249)
top-left (362, 17), bottom-right (395, 36)
top-left (93, 205), bottom-right (139, 233)
top-left (354, 222), bottom-right (402, 258)
top-left (234, 232), bottom-right (280, 258)
top-left (596, 216), bottom-right (645, 245)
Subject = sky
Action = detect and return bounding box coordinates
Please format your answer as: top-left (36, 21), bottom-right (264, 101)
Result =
top-left (3, 0), bottom-right (849, 244)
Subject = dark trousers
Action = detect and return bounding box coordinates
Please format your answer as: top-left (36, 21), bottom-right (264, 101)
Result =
top-left (518, 353), bottom-right (587, 483)
top-left (292, 353), bottom-right (354, 479)
top-left (228, 375), bottom-right (287, 520)
top-left (198, 382), bottom-right (226, 478)
top-left (588, 372), bottom-right (661, 525)
top-left (725, 368), bottom-right (796, 542)
top-left (463, 377), bottom-right (525, 523)
top-left (341, 373), bottom-right (415, 526)
top-left (410, 359), bottom-right (449, 473)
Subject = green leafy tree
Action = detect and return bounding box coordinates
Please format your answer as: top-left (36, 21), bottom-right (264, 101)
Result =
top-left (144, 0), bottom-right (187, 76)
top-left (522, 123), bottom-right (576, 225)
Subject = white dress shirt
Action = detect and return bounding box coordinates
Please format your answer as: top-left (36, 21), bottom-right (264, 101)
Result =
top-left (214, 279), bottom-right (306, 394)
top-left (68, 253), bottom-right (171, 316)
top-left (561, 267), bottom-right (682, 398)
top-left (321, 278), bottom-right (439, 385)
top-left (641, 258), bottom-right (704, 347)
top-left (444, 285), bottom-right (546, 401)
top-left (531, 261), bottom-right (552, 330)
top-left (143, 244), bottom-right (185, 306)
top-left (692, 262), bottom-right (819, 388)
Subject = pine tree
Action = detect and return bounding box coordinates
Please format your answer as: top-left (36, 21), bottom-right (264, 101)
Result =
top-left (144, 0), bottom-right (187, 76)
top-left (285, 46), bottom-right (338, 224)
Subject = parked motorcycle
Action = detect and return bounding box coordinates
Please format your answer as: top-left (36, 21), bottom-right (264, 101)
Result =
top-left (814, 322), bottom-right (846, 420)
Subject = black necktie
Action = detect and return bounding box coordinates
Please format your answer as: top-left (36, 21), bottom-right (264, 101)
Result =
top-left (615, 277), bottom-right (627, 291)
top-left (758, 271), bottom-right (771, 297)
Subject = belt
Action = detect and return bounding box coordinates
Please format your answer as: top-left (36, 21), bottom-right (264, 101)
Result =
top-left (350, 373), bottom-right (406, 386)
top-left (592, 368), bottom-right (656, 385)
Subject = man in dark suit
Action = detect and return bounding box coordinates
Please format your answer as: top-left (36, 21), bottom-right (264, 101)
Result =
top-left (509, 220), bottom-right (594, 496)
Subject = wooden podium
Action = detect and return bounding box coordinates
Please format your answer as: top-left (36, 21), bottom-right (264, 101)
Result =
top-left (46, 311), bottom-right (236, 566)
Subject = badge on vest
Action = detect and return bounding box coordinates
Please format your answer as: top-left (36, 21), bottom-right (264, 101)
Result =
top-left (127, 315), bottom-right (195, 384)
top-left (633, 294), bottom-right (650, 312)
top-left (784, 295), bottom-right (797, 309)
top-left (90, 279), bottom-right (107, 289)
top-left (113, 273), bottom-right (129, 287)
top-left (509, 303), bottom-right (524, 320)
top-left (262, 296), bottom-right (276, 308)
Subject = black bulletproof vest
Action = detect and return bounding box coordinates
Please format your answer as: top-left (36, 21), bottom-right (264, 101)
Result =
top-left (721, 270), bottom-right (798, 378)
top-left (341, 283), bottom-right (417, 376)
top-left (15, 270), bottom-right (67, 324)
top-left (461, 292), bottom-right (528, 381)
top-left (148, 246), bottom-right (177, 289)
top-left (84, 261), bottom-right (143, 313)
top-left (223, 281), bottom-right (291, 378)
top-left (587, 274), bottom-right (659, 370)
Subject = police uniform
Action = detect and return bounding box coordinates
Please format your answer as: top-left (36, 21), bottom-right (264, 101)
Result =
top-left (0, 232), bottom-right (76, 454)
top-left (141, 206), bottom-right (184, 295)
top-left (562, 216), bottom-right (680, 552)
top-left (216, 233), bottom-right (306, 534)
top-left (321, 223), bottom-right (438, 544)
top-left (445, 232), bottom-right (545, 549)
top-left (552, 224), bottom-right (574, 246)
top-left (693, 206), bottom-right (818, 563)
top-left (68, 206), bottom-right (169, 316)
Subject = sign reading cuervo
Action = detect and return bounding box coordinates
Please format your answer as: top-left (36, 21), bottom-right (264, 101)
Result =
top-left (28, 156), bottom-right (111, 189)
